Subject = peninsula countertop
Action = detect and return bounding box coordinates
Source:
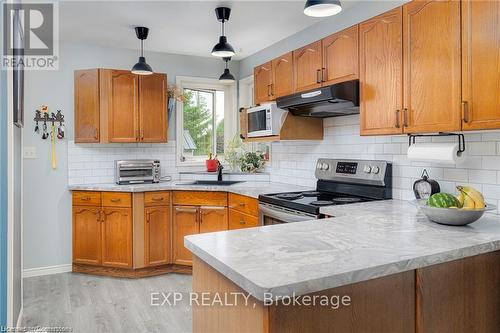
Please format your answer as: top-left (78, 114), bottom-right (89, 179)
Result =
top-left (185, 199), bottom-right (500, 301)
top-left (68, 181), bottom-right (312, 199)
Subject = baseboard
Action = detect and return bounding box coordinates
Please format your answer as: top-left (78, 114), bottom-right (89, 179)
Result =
top-left (22, 264), bottom-right (72, 278)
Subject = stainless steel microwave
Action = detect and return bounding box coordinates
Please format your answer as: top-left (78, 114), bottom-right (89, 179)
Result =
top-left (115, 160), bottom-right (161, 184)
top-left (246, 103), bottom-right (287, 138)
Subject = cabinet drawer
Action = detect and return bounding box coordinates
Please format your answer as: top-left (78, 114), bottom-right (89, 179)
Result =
top-left (229, 209), bottom-right (259, 230)
top-left (145, 191), bottom-right (170, 207)
top-left (73, 191), bottom-right (101, 206)
top-left (102, 192), bottom-right (132, 207)
top-left (173, 191), bottom-right (227, 206)
top-left (228, 193), bottom-right (258, 216)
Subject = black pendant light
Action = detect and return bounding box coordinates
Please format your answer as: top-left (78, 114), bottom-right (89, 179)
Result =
top-left (211, 7), bottom-right (235, 58)
top-left (219, 57), bottom-right (235, 83)
top-left (304, 0), bottom-right (342, 17)
top-left (131, 26), bottom-right (153, 75)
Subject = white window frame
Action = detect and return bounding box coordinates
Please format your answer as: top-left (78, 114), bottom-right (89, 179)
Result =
top-left (176, 76), bottom-right (237, 167)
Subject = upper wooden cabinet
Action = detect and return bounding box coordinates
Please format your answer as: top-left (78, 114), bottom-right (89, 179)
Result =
top-left (272, 52), bottom-right (294, 99)
top-left (461, 0), bottom-right (500, 130)
top-left (360, 8), bottom-right (404, 135)
top-left (402, 0), bottom-right (462, 133)
top-left (74, 69), bottom-right (168, 143)
top-left (254, 62), bottom-right (273, 105)
top-left (322, 25), bottom-right (359, 86)
top-left (293, 40), bottom-right (323, 92)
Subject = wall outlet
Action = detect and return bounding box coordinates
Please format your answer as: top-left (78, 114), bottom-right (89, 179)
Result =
top-left (23, 147), bottom-right (37, 159)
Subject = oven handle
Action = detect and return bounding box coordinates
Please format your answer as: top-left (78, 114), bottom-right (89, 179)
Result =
top-left (259, 204), bottom-right (316, 224)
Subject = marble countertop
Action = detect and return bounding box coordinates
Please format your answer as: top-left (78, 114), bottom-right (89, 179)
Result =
top-left (185, 199), bottom-right (500, 301)
top-left (68, 181), bottom-right (312, 199)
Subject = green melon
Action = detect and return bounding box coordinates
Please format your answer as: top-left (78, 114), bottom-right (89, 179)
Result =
top-left (427, 193), bottom-right (461, 208)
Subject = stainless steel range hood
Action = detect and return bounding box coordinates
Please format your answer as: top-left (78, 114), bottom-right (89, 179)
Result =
top-left (276, 80), bottom-right (359, 118)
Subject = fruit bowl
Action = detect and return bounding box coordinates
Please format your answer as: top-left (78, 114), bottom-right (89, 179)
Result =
top-left (411, 199), bottom-right (497, 226)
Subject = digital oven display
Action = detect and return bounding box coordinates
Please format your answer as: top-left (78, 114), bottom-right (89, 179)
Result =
top-left (336, 162), bottom-right (358, 174)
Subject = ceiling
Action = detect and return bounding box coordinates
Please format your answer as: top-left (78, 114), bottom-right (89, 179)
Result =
top-left (59, 1), bottom-right (351, 60)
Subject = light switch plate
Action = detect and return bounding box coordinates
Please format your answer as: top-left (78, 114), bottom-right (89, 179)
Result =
top-left (23, 146), bottom-right (37, 159)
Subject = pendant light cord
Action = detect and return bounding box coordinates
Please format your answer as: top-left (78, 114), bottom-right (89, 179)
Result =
top-left (221, 19), bottom-right (225, 37)
top-left (140, 39), bottom-right (144, 57)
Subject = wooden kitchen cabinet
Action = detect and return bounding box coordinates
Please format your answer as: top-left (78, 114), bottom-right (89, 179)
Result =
top-left (272, 52), bottom-right (294, 98)
top-left (73, 206), bottom-right (102, 265)
top-left (173, 206), bottom-right (199, 266)
top-left (101, 207), bottom-right (133, 268)
top-left (74, 69), bottom-right (100, 143)
top-left (402, 0), bottom-right (462, 133)
top-left (199, 207), bottom-right (228, 234)
top-left (228, 193), bottom-right (259, 230)
top-left (144, 206), bottom-right (170, 267)
top-left (322, 25), bottom-right (359, 86)
top-left (254, 62), bottom-right (273, 105)
top-left (360, 8), bottom-right (404, 136)
top-left (229, 209), bottom-right (258, 230)
top-left (293, 40), bottom-right (322, 92)
top-left (74, 68), bottom-right (168, 144)
top-left (461, 0), bottom-right (500, 130)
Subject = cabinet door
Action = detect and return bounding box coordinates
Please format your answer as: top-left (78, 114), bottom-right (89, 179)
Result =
top-left (199, 207), bottom-right (228, 234)
top-left (173, 206), bottom-right (199, 266)
top-left (462, 0), bottom-right (500, 130)
top-left (74, 69), bottom-right (100, 143)
top-left (272, 52), bottom-right (294, 98)
top-left (228, 209), bottom-right (258, 230)
top-left (402, 0), bottom-right (461, 133)
top-left (322, 25), bottom-right (359, 85)
top-left (139, 73), bottom-right (168, 142)
top-left (101, 69), bottom-right (139, 142)
top-left (360, 8), bottom-right (404, 136)
top-left (101, 207), bottom-right (132, 268)
top-left (145, 206), bottom-right (170, 267)
top-left (293, 41), bottom-right (322, 92)
top-left (254, 62), bottom-right (273, 105)
top-left (73, 206), bottom-right (102, 265)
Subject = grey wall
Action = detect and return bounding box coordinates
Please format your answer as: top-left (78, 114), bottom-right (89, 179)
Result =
top-left (239, 0), bottom-right (406, 78)
top-left (12, 125), bottom-right (21, 325)
top-left (23, 42), bottom-right (239, 270)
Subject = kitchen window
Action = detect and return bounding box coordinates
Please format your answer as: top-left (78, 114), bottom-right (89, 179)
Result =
top-left (176, 76), bottom-right (237, 166)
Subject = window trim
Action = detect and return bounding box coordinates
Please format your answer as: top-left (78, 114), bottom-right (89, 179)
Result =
top-left (175, 76), bottom-right (237, 167)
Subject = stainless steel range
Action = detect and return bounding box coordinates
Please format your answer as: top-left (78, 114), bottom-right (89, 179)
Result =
top-left (259, 159), bottom-right (392, 225)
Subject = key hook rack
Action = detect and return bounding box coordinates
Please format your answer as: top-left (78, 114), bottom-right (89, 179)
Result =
top-left (408, 132), bottom-right (466, 154)
top-left (33, 109), bottom-right (66, 140)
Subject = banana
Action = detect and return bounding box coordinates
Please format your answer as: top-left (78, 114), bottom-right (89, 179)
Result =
top-left (456, 192), bottom-right (465, 208)
top-left (456, 186), bottom-right (486, 209)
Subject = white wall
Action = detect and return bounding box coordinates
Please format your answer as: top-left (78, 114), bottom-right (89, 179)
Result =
top-left (270, 115), bottom-right (500, 214)
top-left (23, 42), bottom-right (239, 271)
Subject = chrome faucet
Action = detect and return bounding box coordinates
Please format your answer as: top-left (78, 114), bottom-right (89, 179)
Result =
top-left (217, 161), bottom-right (224, 182)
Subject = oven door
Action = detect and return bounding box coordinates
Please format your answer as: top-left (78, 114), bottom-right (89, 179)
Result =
top-left (247, 107), bottom-right (271, 137)
top-left (259, 203), bottom-right (318, 225)
top-left (116, 164), bottom-right (154, 184)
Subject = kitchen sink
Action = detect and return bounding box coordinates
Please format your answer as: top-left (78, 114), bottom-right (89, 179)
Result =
top-left (184, 180), bottom-right (244, 186)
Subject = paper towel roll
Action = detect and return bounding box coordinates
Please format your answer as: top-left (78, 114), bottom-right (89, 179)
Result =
top-left (407, 143), bottom-right (466, 165)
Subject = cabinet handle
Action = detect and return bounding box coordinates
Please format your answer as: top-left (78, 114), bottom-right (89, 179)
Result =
top-left (100, 210), bottom-right (105, 222)
top-left (267, 84), bottom-right (272, 97)
top-left (146, 212), bottom-right (150, 223)
top-left (395, 110), bottom-right (401, 128)
top-left (403, 108), bottom-right (409, 127)
top-left (140, 129), bottom-right (144, 141)
top-left (80, 196), bottom-right (91, 201)
top-left (110, 198), bottom-right (121, 203)
top-left (239, 202), bottom-right (246, 207)
top-left (95, 210), bottom-right (101, 221)
top-left (462, 101), bottom-right (470, 123)
top-left (94, 128), bottom-right (99, 140)
top-left (152, 197), bottom-right (164, 201)
top-left (175, 207), bottom-right (197, 213)
top-left (271, 83), bottom-right (274, 96)
top-left (322, 68), bottom-right (326, 82)
top-left (239, 220), bottom-right (246, 225)
top-left (316, 69), bottom-right (321, 84)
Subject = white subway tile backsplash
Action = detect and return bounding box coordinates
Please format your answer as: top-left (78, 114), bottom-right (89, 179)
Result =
top-left (442, 168), bottom-right (468, 182)
top-left (469, 170), bottom-right (497, 184)
top-left (467, 142), bottom-right (496, 156)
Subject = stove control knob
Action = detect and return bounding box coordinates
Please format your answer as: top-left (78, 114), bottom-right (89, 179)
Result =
top-left (322, 163), bottom-right (330, 171)
top-left (371, 166), bottom-right (380, 174)
top-left (363, 165), bottom-right (372, 173)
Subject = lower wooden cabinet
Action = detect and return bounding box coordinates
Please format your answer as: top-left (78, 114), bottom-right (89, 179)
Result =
top-left (73, 206), bottom-right (102, 265)
top-left (101, 207), bottom-right (132, 268)
top-left (144, 206), bottom-right (170, 267)
top-left (229, 209), bottom-right (259, 230)
top-left (199, 207), bottom-right (228, 234)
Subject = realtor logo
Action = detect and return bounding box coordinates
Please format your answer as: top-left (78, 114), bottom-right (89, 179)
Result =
top-left (2, 2), bottom-right (59, 70)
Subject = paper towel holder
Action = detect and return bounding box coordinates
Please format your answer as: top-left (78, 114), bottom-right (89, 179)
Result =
top-left (408, 133), bottom-right (465, 154)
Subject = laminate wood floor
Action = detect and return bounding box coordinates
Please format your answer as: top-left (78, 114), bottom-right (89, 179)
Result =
top-left (21, 272), bottom-right (192, 333)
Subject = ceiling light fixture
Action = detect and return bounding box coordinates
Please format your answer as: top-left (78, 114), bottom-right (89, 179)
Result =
top-left (211, 7), bottom-right (235, 58)
top-left (304, 0), bottom-right (342, 17)
top-left (219, 57), bottom-right (235, 83)
top-left (131, 26), bottom-right (153, 75)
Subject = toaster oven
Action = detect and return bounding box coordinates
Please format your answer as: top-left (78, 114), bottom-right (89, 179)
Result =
top-left (115, 160), bottom-right (161, 185)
